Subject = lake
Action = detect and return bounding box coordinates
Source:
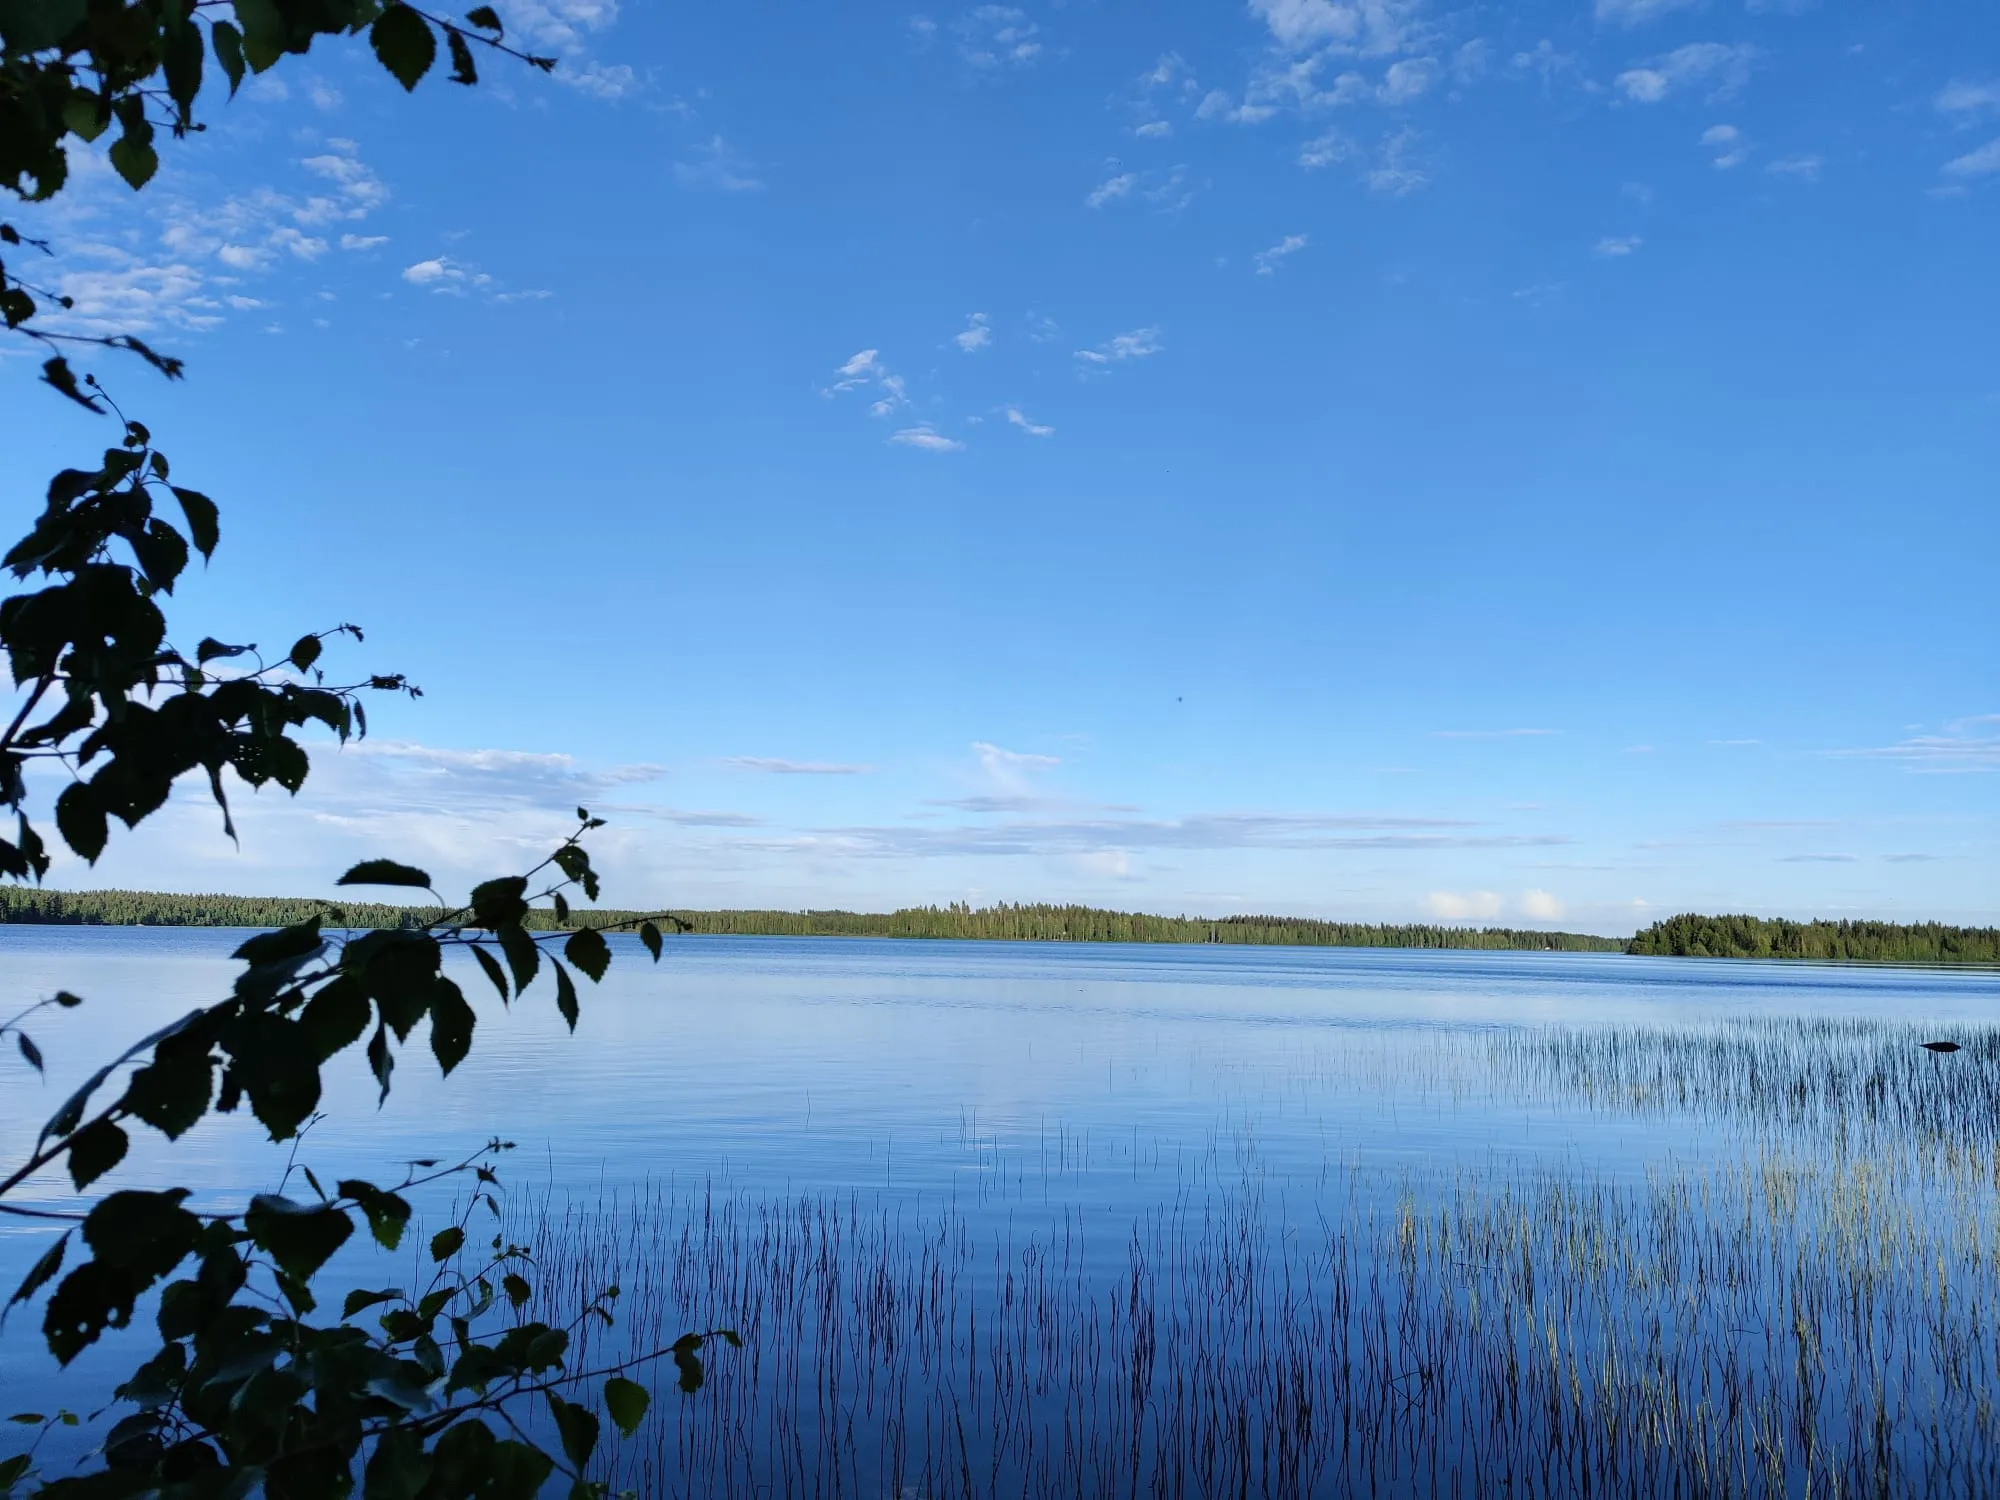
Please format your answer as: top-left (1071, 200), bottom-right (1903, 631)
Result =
top-left (4, 928), bottom-right (2000, 1495)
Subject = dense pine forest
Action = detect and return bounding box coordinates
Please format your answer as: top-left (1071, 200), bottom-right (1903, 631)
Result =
top-left (5, 891), bottom-right (1994, 963)
top-left (1629, 913), bottom-right (2000, 963)
top-left (0, 889), bottom-right (1622, 951)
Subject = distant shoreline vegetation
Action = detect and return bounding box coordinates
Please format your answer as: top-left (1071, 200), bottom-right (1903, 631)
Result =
top-left (0, 891), bottom-right (1993, 963)
top-left (1627, 912), bottom-right (2000, 964)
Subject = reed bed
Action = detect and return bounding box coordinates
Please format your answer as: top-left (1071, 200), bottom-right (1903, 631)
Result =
top-left (512, 1018), bottom-right (2000, 1497)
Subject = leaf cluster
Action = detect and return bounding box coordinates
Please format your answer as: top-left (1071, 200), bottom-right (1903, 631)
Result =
top-left (0, 0), bottom-right (549, 400)
top-left (1, 835), bottom-right (735, 1496)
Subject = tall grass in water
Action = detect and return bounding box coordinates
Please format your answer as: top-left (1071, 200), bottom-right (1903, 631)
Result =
top-left (529, 1020), bottom-right (2000, 1497)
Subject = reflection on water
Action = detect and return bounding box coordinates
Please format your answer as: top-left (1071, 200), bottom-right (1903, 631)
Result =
top-left (2, 929), bottom-right (1998, 1493)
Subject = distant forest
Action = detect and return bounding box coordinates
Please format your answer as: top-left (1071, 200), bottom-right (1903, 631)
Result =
top-left (1630, 913), bottom-right (2000, 964)
top-left (0, 889), bottom-right (1622, 951)
top-left (3, 890), bottom-right (1993, 964)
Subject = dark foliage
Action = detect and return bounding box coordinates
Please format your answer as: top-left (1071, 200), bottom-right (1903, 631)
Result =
top-left (0, 3), bottom-right (729, 1494)
top-left (1628, 913), bottom-right (2000, 964)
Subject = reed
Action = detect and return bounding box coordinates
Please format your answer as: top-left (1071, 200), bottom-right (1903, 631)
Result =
top-left (517, 1040), bottom-right (2000, 1498)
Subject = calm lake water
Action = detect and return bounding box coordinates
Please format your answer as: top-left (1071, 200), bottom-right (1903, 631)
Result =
top-left (5, 928), bottom-right (2000, 1494)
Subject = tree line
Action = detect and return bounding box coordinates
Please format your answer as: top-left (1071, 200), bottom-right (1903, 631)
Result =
top-left (1629, 913), bottom-right (2000, 964)
top-left (0, 888), bottom-right (1626, 950)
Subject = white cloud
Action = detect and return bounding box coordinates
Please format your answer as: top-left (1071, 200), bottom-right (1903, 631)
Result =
top-left (1519, 889), bottom-right (1565, 920)
top-left (974, 742), bottom-right (1060, 773)
top-left (1298, 129), bottom-right (1354, 168)
top-left (1701, 123), bottom-right (1738, 144)
top-left (1253, 232), bottom-right (1308, 274)
top-left (1426, 890), bottom-right (1504, 920)
top-left (673, 136), bottom-right (764, 192)
top-left (563, 61), bottom-right (640, 100)
top-left (890, 424), bottom-right (965, 452)
top-left (1366, 128), bottom-right (1427, 194)
top-left (1133, 120), bottom-right (1174, 138)
top-left (1616, 43), bottom-right (1755, 104)
top-left (505, 0), bottom-right (621, 54)
top-left (955, 312), bottom-right (992, 351)
top-left (826, 348), bottom-right (912, 417)
top-left (1765, 154), bottom-right (1820, 179)
top-left (1025, 312), bottom-right (1059, 342)
top-left (1086, 171), bottom-right (1137, 207)
top-left (1004, 406), bottom-right (1054, 436)
top-left (339, 233), bottom-right (388, 250)
top-left (1074, 325), bottom-right (1163, 366)
top-left (1595, 234), bottom-right (1643, 256)
top-left (1937, 80), bottom-right (2000, 115)
top-left (721, 757), bottom-right (872, 775)
top-left (1379, 57), bottom-right (1438, 104)
top-left (400, 256), bottom-right (495, 295)
top-left (1943, 139), bottom-right (2000, 178)
top-left (908, 14), bottom-right (937, 40)
top-left (956, 5), bottom-right (1040, 68)
top-left (1594, 0), bottom-right (1701, 27)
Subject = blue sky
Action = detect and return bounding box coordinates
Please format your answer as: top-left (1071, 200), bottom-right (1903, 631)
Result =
top-left (3, 0), bottom-right (1996, 931)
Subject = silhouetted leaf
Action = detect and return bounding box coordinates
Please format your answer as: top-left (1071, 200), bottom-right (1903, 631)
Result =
top-left (66, 1119), bottom-right (127, 1190)
top-left (603, 1376), bottom-right (649, 1436)
top-left (429, 977), bottom-right (474, 1075)
top-left (545, 1392), bottom-right (599, 1470)
top-left (552, 962), bottom-right (578, 1033)
top-left (6, 1233), bottom-right (67, 1314)
top-left (245, 1195), bottom-right (353, 1280)
top-left (337, 859), bottom-right (432, 889)
top-left (564, 927), bottom-right (610, 984)
top-left (371, 5), bottom-right (437, 91)
top-left (16, 1032), bottom-right (41, 1073)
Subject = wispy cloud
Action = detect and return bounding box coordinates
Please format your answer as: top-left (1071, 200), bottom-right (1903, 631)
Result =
top-left (890, 424), bottom-right (965, 452)
top-left (1427, 889), bottom-right (1503, 919)
top-left (825, 348), bottom-right (909, 417)
top-left (1828, 721), bottom-right (2000, 773)
top-left (1596, 234), bottom-right (1643, 256)
top-left (1003, 406), bottom-right (1054, 436)
top-left (1778, 853), bottom-right (1859, 863)
top-left (1086, 171), bottom-right (1137, 207)
top-left (1943, 139), bottom-right (2000, 178)
top-left (1254, 232), bottom-right (1309, 274)
top-left (673, 135), bottom-right (764, 192)
top-left (721, 757), bottom-right (873, 775)
top-left (1366, 128), bottom-right (1427, 194)
top-left (1765, 154), bottom-right (1821, 180)
top-left (1075, 325), bottom-right (1163, 368)
top-left (973, 742), bottom-right (1060, 773)
top-left (1701, 122), bottom-right (1748, 169)
top-left (1594, 0), bottom-right (1701, 27)
top-left (1433, 728), bottom-right (1558, 739)
top-left (955, 5), bottom-right (1040, 69)
top-left (1936, 80), bottom-right (2000, 116)
top-left (955, 312), bottom-right (992, 351)
top-left (1616, 43), bottom-right (1755, 104)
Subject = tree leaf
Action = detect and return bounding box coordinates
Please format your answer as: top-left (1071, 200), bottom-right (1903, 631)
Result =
top-left (290, 633), bottom-right (322, 672)
top-left (107, 131), bottom-right (157, 191)
top-left (564, 927), bottom-right (610, 984)
top-left (469, 944), bottom-right (509, 1003)
top-left (502, 1272), bottom-right (531, 1309)
top-left (16, 1032), bottom-right (42, 1074)
top-left (245, 1195), bottom-right (354, 1280)
top-left (497, 923), bottom-right (539, 993)
top-left (336, 859), bottom-right (432, 889)
top-left (603, 1376), bottom-right (649, 1436)
top-left (445, 26), bottom-right (478, 85)
top-left (211, 20), bottom-right (247, 95)
top-left (371, 5), bottom-right (438, 91)
top-left (552, 962), bottom-right (579, 1033)
top-left (545, 1392), bottom-right (599, 1470)
top-left (465, 5), bottom-right (503, 31)
top-left (65, 1119), bottom-right (127, 1190)
top-left (639, 921), bottom-right (663, 962)
top-left (6, 1232), bottom-right (67, 1313)
top-left (170, 488), bottom-right (219, 558)
top-left (429, 977), bottom-right (474, 1075)
top-left (342, 1287), bottom-right (403, 1319)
